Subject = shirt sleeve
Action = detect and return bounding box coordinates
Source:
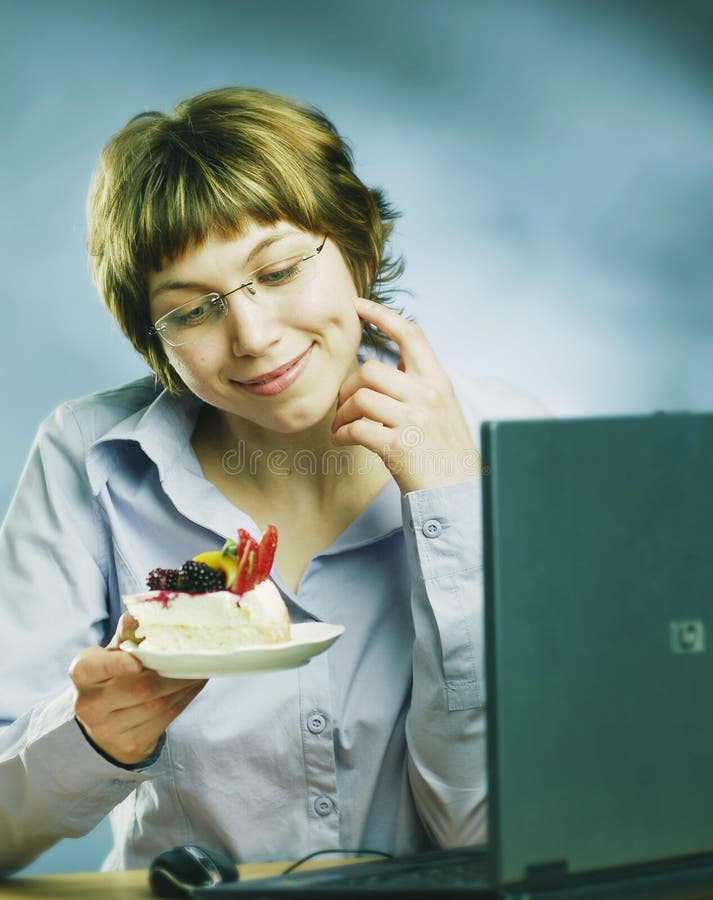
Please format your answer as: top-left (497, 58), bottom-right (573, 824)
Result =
top-left (398, 372), bottom-right (549, 848)
top-left (0, 690), bottom-right (167, 875)
top-left (400, 478), bottom-right (488, 849)
top-left (0, 403), bottom-right (164, 873)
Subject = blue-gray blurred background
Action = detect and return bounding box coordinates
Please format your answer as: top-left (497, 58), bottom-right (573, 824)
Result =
top-left (2, 0), bottom-right (711, 876)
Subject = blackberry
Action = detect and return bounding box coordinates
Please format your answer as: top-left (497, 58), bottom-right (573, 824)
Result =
top-left (146, 567), bottom-right (179, 591)
top-left (178, 560), bottom-right (226, 593)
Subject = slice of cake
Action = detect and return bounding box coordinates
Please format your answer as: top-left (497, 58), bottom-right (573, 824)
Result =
top-left (124, 525), bottom-right (291, 652)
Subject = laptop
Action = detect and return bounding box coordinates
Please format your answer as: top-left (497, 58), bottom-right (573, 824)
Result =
top-left (194, 412), bottom-right (713, 898)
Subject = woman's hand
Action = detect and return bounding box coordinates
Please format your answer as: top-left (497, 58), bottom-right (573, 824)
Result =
top-left (332, 297), bottom-right (481, 494)
top-left (69, 613), bottom-right (207, 766)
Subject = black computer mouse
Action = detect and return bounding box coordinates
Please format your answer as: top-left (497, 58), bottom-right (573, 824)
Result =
top-left (149, 844), bottom-right (239, 898)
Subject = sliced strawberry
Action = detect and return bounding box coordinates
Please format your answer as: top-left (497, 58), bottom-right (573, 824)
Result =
top-left (244, 537), bottom-right (261, 592)
top-left (236, 528), bottom-right (252, 558)
top-left (233, 535), bottom-right (259, 594)
top-left (256, 524), bottom-right (278, 583)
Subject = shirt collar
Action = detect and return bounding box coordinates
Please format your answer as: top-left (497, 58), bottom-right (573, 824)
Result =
top-left (87, 342), bottom-right (398, 494)
top-left (85, 368), bottom-right (403, 568)
top-left (86, 387), bottom-right (203, 496)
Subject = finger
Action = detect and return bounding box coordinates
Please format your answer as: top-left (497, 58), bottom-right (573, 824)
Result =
top-left (88, 682), bottom-right (206, 765)
top-left (75, 666), bottom-right (206, 732)
top-left (108, 612), bottom-right (141, 649)
top-left (332, 388), bottom-right (403, 433)
top-left (132, 681), bottom-right (205, 734)
top-left (142, 673), bottom-right (209, 698)
top-left (338, 358), bottom-right (409, 407)
top-left (354, 298), bottom-right (440, 372)
top-left (69, 646), bottom-right (142, 687)
top-left (332, 415), bottom-right (426, 459)
top-left (332, 417), bottom-right (396, 456)
top-left (93, 680), bottom-right (206, 736)
top-left (114, 669), bottom-right (206, 709)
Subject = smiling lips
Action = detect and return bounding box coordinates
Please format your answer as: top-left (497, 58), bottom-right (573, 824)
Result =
top-left (236, 345), bottom-right (314, 396)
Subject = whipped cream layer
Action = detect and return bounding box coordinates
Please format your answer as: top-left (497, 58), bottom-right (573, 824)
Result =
top-left (124, 580), bottom-right (290, 652)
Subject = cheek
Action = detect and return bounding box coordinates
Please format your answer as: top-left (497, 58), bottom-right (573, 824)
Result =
top-left (343, 306), bottom-right (363, 354)
top-left (296, 297), bottom-right (362, 356)
top-left (164, 347), bottom-right (210, 387)
top-left (296, 270), bottom-right (361, 342)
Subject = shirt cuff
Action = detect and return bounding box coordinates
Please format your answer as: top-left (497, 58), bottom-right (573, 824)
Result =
top-left (0, 687), bottom-right (169, 870)
top-left (401, 477), bottom-right (483, 582)
top-left (26, 687), bottom-right (168, 786)
top-left (401, 478), bottom-right (484, 710)
top-left (74, 716), bottom-right (167, 772)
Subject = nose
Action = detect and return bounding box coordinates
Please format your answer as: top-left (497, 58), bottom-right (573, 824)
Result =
top-left (224, 288), bottom-right (282, 357)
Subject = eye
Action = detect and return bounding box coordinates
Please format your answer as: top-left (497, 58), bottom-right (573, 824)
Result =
top-left (172, 295), bottom-right (220, 328)
top-left (255, 254), bottom-right (305, 288)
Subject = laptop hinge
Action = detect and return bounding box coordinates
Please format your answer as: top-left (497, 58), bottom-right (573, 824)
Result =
top-left (525, 860), bottom-right (569, 888)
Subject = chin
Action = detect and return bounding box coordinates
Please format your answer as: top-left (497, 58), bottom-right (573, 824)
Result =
top-left (256, 397), bottom-right (338, 436)
top-left (204, 381), bottom-right (335, 435)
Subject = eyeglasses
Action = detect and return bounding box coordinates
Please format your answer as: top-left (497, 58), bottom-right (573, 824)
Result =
top-left (149, 235), bottom-right (328, 347)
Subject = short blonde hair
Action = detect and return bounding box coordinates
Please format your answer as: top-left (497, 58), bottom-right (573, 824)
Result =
top-left (87, 86), bottom-right (402, 393)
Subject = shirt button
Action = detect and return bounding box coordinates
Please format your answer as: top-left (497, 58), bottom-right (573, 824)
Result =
top-left (422, 519), bottom-right (442, 538)
top-left (307, 711), bottom-right (327, 734)
top-left (313, 795), bottom-right (334, 817)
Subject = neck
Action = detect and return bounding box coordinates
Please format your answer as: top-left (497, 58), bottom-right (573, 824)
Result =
top-left (194, 403), bottom-right (387, 502)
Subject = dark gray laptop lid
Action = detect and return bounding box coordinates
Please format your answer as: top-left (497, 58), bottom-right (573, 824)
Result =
top-left (481, 412), bottom-right (713, 888)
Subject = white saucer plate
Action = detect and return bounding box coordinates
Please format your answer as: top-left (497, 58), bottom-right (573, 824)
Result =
top-left (120, 622), bottom-right (345, 678)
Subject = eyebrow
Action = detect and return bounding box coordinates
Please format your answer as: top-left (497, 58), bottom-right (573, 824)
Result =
top-left (150, 230), bottom-right (298, 301)
top-left (150, 279), bottom-right (212, 301)
top-left (245, 232), bottom-right (294, 265)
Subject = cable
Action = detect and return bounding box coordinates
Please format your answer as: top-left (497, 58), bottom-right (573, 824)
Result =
top-left (281, 848), bottom-right (394, 875)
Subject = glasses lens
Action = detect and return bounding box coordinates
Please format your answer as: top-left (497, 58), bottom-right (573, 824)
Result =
top-left (151, 238), bottom-right (326, 346)
top-left (249, 242), bottom-right (323, 300)
top-left (158, 294), bottom-right (224, 346)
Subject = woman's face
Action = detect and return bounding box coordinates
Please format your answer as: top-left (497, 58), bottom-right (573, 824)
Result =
top-left (147, 221), bottom-right (363, 435)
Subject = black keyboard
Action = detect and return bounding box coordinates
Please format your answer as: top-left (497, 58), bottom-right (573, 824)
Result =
top-left (193, 845), bottom-right (494, 898)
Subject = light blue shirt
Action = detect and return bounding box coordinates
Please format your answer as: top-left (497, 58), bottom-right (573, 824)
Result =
top-left (0, 371), bottom-right (544, 874)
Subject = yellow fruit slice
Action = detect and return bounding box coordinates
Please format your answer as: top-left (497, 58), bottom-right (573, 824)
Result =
top-left (193, 550), bottom-right (238, 589)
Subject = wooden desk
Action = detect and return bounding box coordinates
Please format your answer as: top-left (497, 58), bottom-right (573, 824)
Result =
top-left (0, 868), bottom-right (153, 900)
top-left (4, 859), bottom-right (713, 899)
top-left (0, 857), bottom-right (372, 900)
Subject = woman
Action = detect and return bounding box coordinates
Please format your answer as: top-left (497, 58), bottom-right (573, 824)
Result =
top-left (0, 87), bottom-right (541, 872)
